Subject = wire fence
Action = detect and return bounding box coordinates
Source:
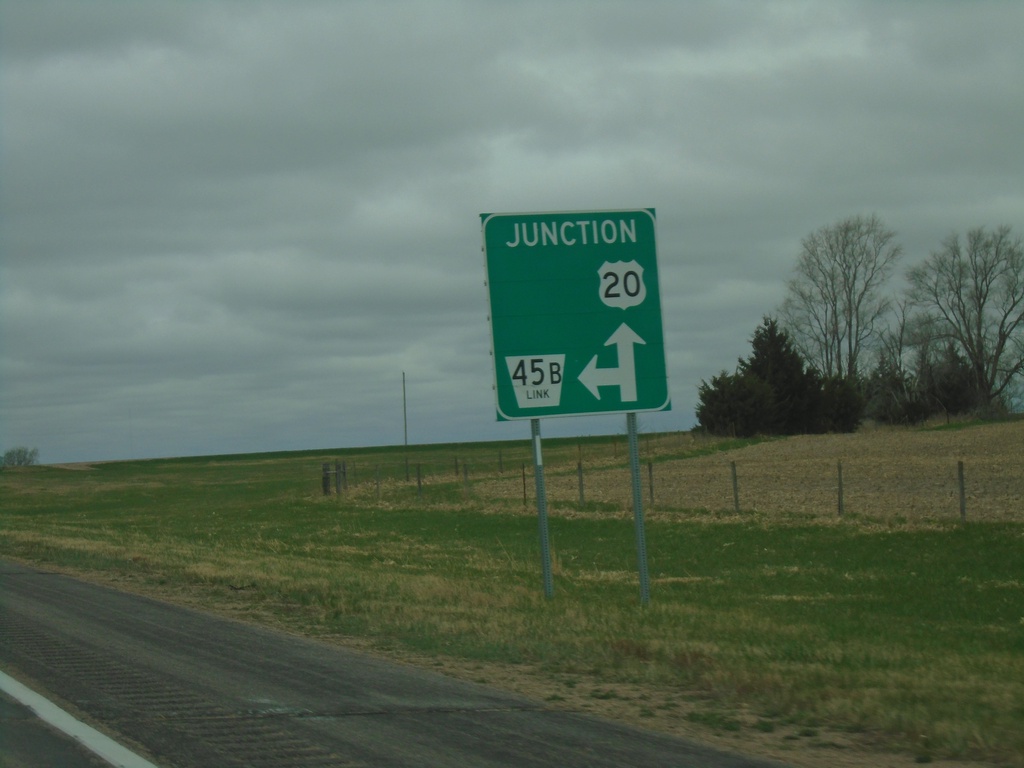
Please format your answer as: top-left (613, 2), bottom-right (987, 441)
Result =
top-left (315, 427), bottom-right (1021, 522)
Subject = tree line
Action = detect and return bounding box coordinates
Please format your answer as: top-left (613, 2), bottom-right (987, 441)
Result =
top-left (697, 217), bottom-right (1023, 436)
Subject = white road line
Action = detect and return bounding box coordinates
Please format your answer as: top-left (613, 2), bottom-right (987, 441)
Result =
top-left (0, 670), bottom-right (160, 768)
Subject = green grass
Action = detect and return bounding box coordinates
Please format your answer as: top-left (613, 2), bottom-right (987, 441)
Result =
top-left (2, 433), bottom-right (1022, 766)
top-left (923, 412), bottom-right (1024, 432)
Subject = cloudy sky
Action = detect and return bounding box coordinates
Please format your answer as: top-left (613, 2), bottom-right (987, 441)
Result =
top-left (2, 1), bottom-right (1022, 464)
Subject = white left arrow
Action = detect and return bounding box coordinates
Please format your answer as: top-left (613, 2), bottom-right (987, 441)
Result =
top-left (579, 323), bottom-right (646, 401)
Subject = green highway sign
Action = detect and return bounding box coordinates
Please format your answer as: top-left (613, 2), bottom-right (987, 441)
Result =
top-left (482, 209), bottom-right (670, 420)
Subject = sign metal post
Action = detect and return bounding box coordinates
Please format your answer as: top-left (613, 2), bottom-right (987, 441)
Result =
top-left (531, 418), bottom-right (554, 599)
top-left (482, 209), bottom-right (669, 603)
top-left (626, 412), bottom-right (650, 606)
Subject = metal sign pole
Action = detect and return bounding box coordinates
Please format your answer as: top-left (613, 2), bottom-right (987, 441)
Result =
top-left (482, 210), bottom-right (670, 605)
top-left (531, 418), bottom-right (554, 599)
top-left (626, 412), bottom-right (651, 606)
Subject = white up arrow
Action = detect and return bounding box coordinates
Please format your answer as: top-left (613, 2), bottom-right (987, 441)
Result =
top-left (579, 323), bottom-right (646, 402)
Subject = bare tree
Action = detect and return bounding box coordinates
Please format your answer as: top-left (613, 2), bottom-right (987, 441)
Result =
top-left (3, 447), bottom-right (39, 466)
top-left (906, 225), bottom-right (1024, 408)
top-left (875, 298), bottom-right (912, 376)
top-left (780, 215), bottom-right (903, 380)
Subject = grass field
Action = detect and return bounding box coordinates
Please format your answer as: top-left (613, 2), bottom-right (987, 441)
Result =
top-left (2, 421), bottom-right (1022, 767)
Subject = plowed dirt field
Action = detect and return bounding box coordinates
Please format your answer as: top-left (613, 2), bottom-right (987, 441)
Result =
top-left (476, 420), bottom-right (1023, 522)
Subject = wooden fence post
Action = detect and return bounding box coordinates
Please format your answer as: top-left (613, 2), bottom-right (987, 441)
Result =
top-left (322, 463), bottom-right (332, 496)
top-left (731, 461), bottom-right (740, 513)
top-left (958, 461), bottom-right (966, 521)
top-left (837, 460), bottom-right (844, 517)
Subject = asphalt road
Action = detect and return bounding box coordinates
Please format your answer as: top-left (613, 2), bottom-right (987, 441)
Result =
top-left (0, 689), bottom-right (111, 768)
top-left (0, 561), bottom-right (788, 768)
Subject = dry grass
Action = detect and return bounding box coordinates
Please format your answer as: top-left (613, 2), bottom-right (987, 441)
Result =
top-left (2, 419), bottom-right (1022, 768)
top-left (470, 420), bottom-right (1023, 522)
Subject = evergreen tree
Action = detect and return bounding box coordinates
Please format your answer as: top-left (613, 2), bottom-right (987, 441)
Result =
top-left (819, 376), bottom-right (865, 433)
top-left (696, 371), bottom-right (774, 437)
top-left (738, 317), bottom-right (822, 434)
top-left (696, 317), bottom-right (865, 436)
top-left (864, 355), bottom-right (929, 425)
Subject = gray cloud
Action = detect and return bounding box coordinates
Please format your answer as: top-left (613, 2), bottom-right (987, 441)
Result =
top-left (2, 1), bottom-right (1022, 462)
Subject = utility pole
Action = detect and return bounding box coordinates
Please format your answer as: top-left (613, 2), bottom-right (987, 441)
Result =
top-left (403, 372), bottom-right (409, 481)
